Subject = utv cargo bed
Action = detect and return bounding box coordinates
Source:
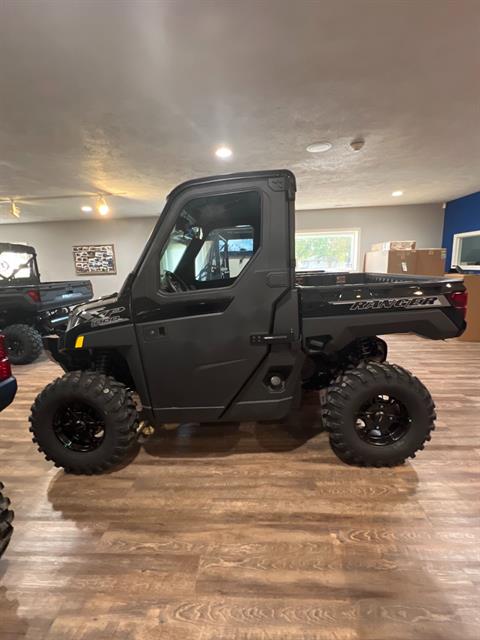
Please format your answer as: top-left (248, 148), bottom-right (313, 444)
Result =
top-left (297, 271), bottom-right (466, 351)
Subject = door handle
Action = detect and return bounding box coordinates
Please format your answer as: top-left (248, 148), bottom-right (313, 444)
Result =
top-left (250, 330), bottom-right (294, 345)
top-left (143, 326), bottom-right (166, 341)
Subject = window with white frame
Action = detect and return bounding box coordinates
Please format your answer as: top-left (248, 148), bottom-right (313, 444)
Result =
top-left (295, 229), bottom-right (360, 272)
top-left (452, 230), bottom-right (480, 271)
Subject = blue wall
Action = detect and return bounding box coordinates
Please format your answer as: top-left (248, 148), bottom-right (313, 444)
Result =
top-left (442, 191), bottom-right (480, 269)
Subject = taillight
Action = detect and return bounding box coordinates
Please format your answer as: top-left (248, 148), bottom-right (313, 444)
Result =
top-left (449, 291), bottom-right (468, 319)
top-left (27, 289), bottom-right (41, 303)
top-left (0, 335), bottom-right (12, 381)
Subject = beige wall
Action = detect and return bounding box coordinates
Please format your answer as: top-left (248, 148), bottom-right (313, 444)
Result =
top-left (0, 202), bottom-right (444, 298)
top-left (0, 217), bottom-right (157, 298)
top-left (296, 203), bottom-right (444, 269)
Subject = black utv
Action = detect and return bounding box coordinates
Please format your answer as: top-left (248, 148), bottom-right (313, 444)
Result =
top-left (29, 170), bottom-right (467, 474)
top-left (0, 242), bottom-right (92, 364)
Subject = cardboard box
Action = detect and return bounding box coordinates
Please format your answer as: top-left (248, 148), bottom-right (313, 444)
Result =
top-left (371, 240), bottom-right (416, 251)
top-left (445, 273), bottom-right (480, 342)
top-left (415, 249), bottom-right (447, 276)
top-left (462, 274), bottom-right (480, 342)
top-left (365, 247), bottom-right (447, 276)
top-left (364, 249), bottom-right (417, 274)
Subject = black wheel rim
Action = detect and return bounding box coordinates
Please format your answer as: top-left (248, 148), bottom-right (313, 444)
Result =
top-left (355, 394), bottom-right (411, 446)
top-left (53, 401), bottom-right (106, 452)
top-left (6, 338), bottom-right (23, 359)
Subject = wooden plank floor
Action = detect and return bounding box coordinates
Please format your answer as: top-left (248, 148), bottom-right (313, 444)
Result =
top-left (0, 335), bottom-right (479, 640)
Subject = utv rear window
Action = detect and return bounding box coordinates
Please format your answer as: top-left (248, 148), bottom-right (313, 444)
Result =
top-left (159, 191), bottom-right (261, 292)
top-left (195, 226), bottom-right (255, 282)
top-left (0, 249), bottom-right (37, 282)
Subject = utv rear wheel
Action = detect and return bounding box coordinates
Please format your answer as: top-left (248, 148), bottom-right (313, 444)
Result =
top-left (4, 324), bottom-right (43, 365)
top-left (29, 371), bottom-right (139, 474)
top-left (0, 483), bottom-right (14, 558)
top-left (323, 362), bottom-right (435, 467)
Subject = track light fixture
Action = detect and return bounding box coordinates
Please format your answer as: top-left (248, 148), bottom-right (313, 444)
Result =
top-left (9, 200), bottom-right (20, 219)
top-left (1, 191), bottom-right (118, 219)
top-left (97, 196), bottom-right (109, 215)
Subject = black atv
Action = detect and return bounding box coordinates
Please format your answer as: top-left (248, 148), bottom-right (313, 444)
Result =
top-left (29, 171), bottom-right (466, 474)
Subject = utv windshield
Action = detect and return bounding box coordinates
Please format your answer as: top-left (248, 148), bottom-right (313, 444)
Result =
top-left (0, 243), bottom-right (39, 285)
top-left (159, 210), bottom-right (199, 276)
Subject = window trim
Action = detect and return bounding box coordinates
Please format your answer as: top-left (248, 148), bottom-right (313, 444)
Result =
top-left (451, 229), bottom-right (480, 271)
top-left (295, 227), bottom-right (361, 272)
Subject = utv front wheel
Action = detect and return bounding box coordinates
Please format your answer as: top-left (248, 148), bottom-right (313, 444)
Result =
top-left (4, 324), bottom-right (43, 364)
top-left (29, 371), bottom-right (139, 474)
top-left (0, 483), bottom-right (14, 558)
top-left (323, 362), bottom-right (435, 467)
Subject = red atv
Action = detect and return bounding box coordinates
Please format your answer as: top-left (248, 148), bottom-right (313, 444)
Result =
top-left (0, 333), bottom-right (16, 557)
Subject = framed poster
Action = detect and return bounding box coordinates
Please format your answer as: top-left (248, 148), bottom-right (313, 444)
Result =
top-left (72, 244), bottom-right (116, 275)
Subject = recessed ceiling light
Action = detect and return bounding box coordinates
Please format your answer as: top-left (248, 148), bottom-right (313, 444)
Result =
top-left (392, 190), bottom-right (403, 197)
top-left (306, 142), bottom-right (332, 153)
top-left (215, 146), bottom-right (233, 159)
top-left (81, 205), bottom-right (93, 212)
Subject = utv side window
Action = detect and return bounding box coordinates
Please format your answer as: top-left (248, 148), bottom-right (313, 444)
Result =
top-left (159, 191), bottom-right (261, 293)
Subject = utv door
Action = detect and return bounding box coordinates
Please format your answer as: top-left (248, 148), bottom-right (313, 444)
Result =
top-left (131, 171), bottom-right (300, 423)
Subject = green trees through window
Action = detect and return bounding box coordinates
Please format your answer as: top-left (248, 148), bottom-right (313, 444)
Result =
top-left (296, 231), bottom-right (358, 272)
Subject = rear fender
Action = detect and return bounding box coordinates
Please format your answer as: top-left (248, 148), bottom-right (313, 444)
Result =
top-left (302, 308), bottom-right (465, 354)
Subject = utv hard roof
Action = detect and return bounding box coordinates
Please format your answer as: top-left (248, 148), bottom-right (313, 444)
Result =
top-left (166, 169), bottom-right (296, 202)
top-left (0, 242), bottom-right (36, 255)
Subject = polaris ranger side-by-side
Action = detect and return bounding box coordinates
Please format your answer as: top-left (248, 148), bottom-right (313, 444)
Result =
top-left (29, 171), bottom-right (467, 473)
top-left (0, 243), bottom-right (93, 363)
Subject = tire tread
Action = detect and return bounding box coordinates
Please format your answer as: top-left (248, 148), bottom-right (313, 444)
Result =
top-left (323, 361), bottom-right (436, 467)
top-left (0, 482), bottom-right (14, 558)
top-left (4, 324), bottom-right (43, 365)
top-left (29, 371), bottom-right (139, 474)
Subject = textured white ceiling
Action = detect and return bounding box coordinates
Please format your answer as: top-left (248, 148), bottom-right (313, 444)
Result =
top-left (1, 0), bottom-right (479, 224)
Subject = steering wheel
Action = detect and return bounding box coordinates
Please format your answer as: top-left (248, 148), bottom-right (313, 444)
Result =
top-left (164, 270), bottom-right (190, 293)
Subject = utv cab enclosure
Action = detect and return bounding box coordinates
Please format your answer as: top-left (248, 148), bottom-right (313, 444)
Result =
top-left (0, 242), bottom-right (92, 364)
top-left (30, 170), bottom-right (467, 474)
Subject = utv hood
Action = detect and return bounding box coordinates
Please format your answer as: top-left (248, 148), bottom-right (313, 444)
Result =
top-left (67, 293), bottom-right (130, 331)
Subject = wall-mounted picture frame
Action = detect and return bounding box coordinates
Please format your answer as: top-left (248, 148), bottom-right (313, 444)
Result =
top-left (72, 244), bottom-right (116, 275)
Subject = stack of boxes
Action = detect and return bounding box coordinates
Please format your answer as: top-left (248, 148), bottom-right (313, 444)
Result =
top-left (445, 273), bottom-right (480, 341)
top-left (364, 241), bottom-right (447, 276)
